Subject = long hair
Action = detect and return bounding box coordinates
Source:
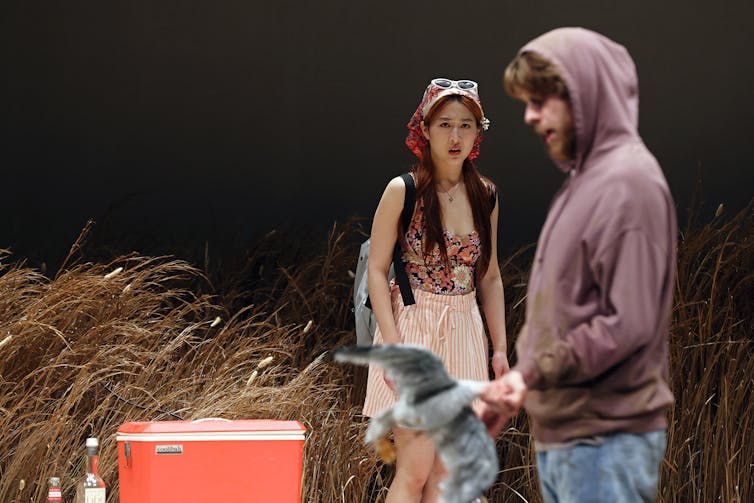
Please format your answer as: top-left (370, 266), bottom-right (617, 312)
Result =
top-left (407, 94), bottom-right (494, 281)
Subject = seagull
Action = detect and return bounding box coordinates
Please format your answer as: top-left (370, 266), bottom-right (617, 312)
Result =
top-left (335, 344), bottom-right (498, 503)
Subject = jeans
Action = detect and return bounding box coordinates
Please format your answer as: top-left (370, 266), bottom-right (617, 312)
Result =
top-left (535, 430), bottom-right (667, 503)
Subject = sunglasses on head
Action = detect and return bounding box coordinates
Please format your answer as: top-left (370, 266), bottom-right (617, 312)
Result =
top-left (431, 78), bottom-right (478, 91)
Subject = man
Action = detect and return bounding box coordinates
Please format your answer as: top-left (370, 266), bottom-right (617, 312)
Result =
top-left (479, 27), bottom-right (676, 502)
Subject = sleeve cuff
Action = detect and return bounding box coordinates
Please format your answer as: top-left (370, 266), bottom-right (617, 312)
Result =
top-left (514, 359), bottom-right (542, 389)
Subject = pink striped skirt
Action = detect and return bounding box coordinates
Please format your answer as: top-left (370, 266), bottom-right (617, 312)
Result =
top-left (362, 285), bottom-right (490, 418)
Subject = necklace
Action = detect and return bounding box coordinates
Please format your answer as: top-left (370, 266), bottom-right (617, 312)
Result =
top-left (439, 180), bottom-right (463, 202)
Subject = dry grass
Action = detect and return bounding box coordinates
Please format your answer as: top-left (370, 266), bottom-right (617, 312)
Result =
top-left (661, 203), bottom-right (754, 503)
top-left (0, 204), bottom-right (751, 502)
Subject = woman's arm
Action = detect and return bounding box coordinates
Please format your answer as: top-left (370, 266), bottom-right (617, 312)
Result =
top-left (477, 196), bottom-right (509, 378)
top-left (367, 176), bottom-right (407, 345)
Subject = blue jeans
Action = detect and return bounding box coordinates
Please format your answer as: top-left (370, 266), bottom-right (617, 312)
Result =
top-left (535, 430), bottom-right (667, 503)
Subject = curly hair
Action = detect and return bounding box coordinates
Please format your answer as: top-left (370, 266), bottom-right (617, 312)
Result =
top-left (503, 51), bottom-right (570, 100)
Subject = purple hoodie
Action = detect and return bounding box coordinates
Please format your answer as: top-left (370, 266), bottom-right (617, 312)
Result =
top-left (513, 28), bottom-right (677, 443)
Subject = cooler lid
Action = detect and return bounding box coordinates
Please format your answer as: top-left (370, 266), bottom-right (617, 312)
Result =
top-left (117, 418), bottom-right (306, 442)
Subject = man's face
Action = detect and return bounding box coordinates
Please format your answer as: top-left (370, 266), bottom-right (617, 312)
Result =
top-left (518, 92), bottom-right (575, 161)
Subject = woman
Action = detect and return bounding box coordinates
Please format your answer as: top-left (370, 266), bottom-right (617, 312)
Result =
top-left (363, 78), bottom-right (509, 502)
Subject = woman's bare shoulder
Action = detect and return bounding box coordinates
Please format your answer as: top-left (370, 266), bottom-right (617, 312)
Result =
top-left (383, 175), bottom-right (410, 199)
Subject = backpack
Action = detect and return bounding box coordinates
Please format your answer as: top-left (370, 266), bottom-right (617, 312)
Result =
top-left (354, 173), bottom-right (416, 346)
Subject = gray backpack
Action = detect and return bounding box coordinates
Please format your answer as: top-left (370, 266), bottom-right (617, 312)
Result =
top-left (353, 173), bottom-right (417, 346)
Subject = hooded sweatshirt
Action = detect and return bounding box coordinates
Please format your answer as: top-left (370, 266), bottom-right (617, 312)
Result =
top-left (513, 28), bottom-right (677, 444)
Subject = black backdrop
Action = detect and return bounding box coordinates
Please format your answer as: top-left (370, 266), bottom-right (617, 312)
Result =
top-left (3, 0), bottom-right (753, 268)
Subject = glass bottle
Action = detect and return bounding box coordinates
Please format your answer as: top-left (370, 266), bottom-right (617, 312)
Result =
top-left (75, 437), bottom-right (106, 503)
top-left (47, 476), bottom-right (62, 502)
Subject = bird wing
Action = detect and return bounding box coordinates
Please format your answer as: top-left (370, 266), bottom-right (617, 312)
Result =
top-left (432, 408), bottom-right (499, 503)
top-left (334, 344), bottom-right (455, 401)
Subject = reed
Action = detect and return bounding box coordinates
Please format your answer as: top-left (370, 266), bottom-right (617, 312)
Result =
top-left (0, 203), bottom-right (750, 502)
top-left (660, 202), bottom-right (754, 503)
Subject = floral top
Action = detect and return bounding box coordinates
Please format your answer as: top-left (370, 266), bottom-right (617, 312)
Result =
top-left (401, 200), bottom-right (481, 295)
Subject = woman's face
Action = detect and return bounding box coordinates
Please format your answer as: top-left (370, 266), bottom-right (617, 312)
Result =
top-left (421, 100), bottom-right (479, 165)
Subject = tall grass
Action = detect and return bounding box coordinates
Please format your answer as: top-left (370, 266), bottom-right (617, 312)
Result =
top-left (0, 203), bottom-right (751, 502)
top-left (661, 203), bottom-right (754, 502)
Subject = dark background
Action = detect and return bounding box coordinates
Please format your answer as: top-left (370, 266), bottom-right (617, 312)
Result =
top-left (3, 0), bottom-right (753, 270)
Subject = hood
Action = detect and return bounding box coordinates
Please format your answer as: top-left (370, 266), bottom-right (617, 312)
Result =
top-left (521, 27), bottom-right (640, 173)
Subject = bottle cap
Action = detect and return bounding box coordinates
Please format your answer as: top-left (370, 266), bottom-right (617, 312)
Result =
top-left (86, 437), bottom-right (99, 448)
top-left (48, 477), bottom-right (61, 486)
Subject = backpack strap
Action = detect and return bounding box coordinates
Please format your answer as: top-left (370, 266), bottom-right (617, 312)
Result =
top-left (365, 174), bottom-right (416, 310)
top-left (393, 174), bottom-right (416, 306)
top-left (399, 173), bottom-right (416, 229)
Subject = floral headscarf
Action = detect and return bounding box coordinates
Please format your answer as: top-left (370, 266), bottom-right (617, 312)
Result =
top-left (405, 79), bottom-right (490, 161)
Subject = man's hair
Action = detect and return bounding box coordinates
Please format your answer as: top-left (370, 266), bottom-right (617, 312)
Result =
top-left (503, 51), bottom-right (569, 100)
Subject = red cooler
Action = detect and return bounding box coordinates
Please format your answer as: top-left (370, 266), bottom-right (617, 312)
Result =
top-left (117, 418), bottom-right (306, 503)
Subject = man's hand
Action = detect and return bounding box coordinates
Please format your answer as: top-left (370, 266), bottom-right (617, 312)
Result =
top-left (476, 370), bottom-right (528, 437)
top-left (475, 402), bottom-right (511, 438)
top-left (482, 370), bottom-right (527, 412)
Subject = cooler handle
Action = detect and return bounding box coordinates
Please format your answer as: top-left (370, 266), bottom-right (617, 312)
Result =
top-left (191, 417), bottom-right (232, 423)
top-left (124, 441), bottom-right (132, 468)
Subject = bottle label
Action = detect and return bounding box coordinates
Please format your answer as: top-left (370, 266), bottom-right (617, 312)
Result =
top-left (47, 488), bottom-right (62, 501)
top-left (84, 488), bottom-right (106, 503)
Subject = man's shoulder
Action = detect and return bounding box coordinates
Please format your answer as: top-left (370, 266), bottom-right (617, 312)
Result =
top-left (609, 141), bottom-right (663, 177)
top-left (578, 146), bottom-right (675, 239)
top-left (588, 144), bottom-right (671, 204)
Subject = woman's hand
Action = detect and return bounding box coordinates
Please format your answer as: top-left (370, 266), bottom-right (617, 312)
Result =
top-left (491, 350), bottom-right (510, 379)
